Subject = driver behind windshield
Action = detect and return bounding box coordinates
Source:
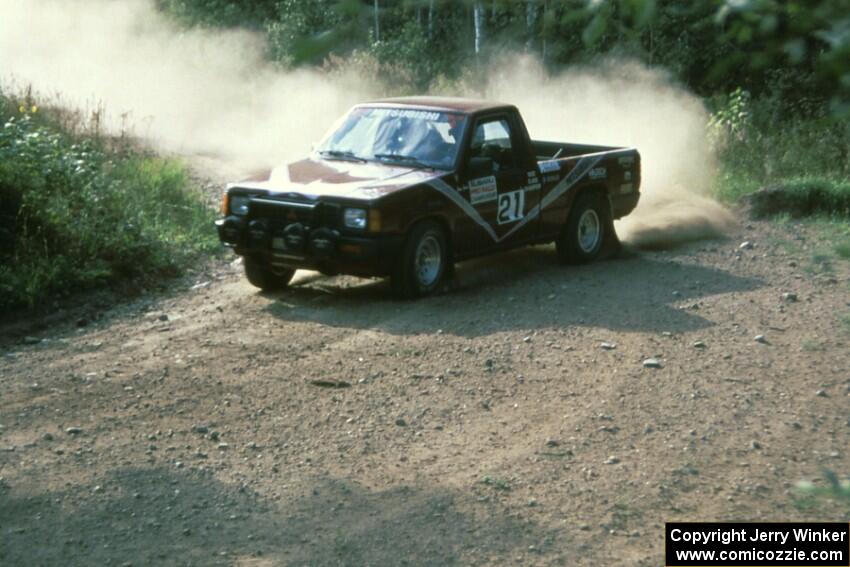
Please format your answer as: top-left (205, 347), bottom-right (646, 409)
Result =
top-left (415, 123), bottom-right (455, 168)
top-left (371, 115), bottom-right (456, 169)
top-left (318, 107), bottom-right (466, 170)
top-left (407, 113), bottom-right (465, 169)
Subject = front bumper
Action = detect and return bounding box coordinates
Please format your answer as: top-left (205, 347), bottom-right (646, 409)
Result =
top-left (216, 216), bottom-right (403, 277)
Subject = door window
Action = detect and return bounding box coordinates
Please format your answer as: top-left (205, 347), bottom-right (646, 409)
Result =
top-left (469, 118), bottom-right (518, 174)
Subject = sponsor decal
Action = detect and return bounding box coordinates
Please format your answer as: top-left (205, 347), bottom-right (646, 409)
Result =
top-left (618, 156), bottom-right (635, 167)
top-left (624, 170), bottom-right (632, 181)
top-left (589, 167), bottom-right (607, 180)
top-left (498, 190), bottom-right (525, 224)
top-left (538, 160), bottom-right (560, 173)
top-left (469, 176), bottom-right (498, 205)
top-left (523, 182), bottom-right (541, 192)
top-left (543, 173), bottom-right (560, 183)
top-left (538, 154), bottom-right (605, 210)
top-left (620, 183), bottom-right (633, 194)
top-left (371, 108), bottom-right (441, 121)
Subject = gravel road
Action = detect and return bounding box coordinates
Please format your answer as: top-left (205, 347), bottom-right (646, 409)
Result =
top-left (1, 217), bottom-right (848, 566)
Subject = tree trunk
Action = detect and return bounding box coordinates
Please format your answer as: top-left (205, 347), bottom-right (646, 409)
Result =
top-left (526, 0), bottom-right (538, 51)
top-left (473, 0), bottom-right (485, 55)
top-left (541, 0), bottom-right (547, 62)
top-left (428, 0), bottom-right (435, 39)
top-left (374, 0), bottom-right (380, 42)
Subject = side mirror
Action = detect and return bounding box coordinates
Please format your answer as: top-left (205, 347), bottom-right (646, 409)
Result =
top-left (468, 156), bottom-right (495, 178)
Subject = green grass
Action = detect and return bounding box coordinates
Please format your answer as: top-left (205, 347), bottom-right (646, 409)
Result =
top-left (480, 476), bottom-right (511, 491)
top-left (0, 91), bottom-right (219, 311)
top-left (795, 471), bottom-right (850, 511)
top-left (768, 218), bottom-right (850, 274)
top-left (766, 236), bottom-right (800, 255)
top-left (743, 178), bottom-right (850, 219)
top-left (809, 219), bottom-right (850, 269)
top-left (833, 225), bottom-right (850, 259)
top-left (711, 93), bottom-right (850, 212)
top-left (716, 167), bottom-right (850, 215)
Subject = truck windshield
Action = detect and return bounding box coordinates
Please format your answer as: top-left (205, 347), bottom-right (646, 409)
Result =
top-left (316, 107), bottom-right (467, 170)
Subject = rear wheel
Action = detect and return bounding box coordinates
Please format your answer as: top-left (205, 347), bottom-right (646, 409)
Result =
top-left (391, 220), bottom-right (449, 298)
top-left (557, 192), bottom-right (611, 264)
top-left (243, 257), bottom-right (295, 291)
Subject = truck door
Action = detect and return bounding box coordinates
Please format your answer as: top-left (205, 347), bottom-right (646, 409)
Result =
top-left (457, 114), bottom-right (541, 253)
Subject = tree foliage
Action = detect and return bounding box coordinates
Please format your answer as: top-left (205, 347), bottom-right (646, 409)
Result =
top-left (155, 0), bottom-right (279, 28)
top-left (156, 0), bottom-right (849, 112)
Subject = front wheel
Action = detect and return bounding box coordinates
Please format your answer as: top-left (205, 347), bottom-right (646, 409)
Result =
top-left (243, 257), bottom-right (295, 291)
top-left (556, 192), bottom-right (612, 264)
top-left (391, 220), bottom-right (449, 299)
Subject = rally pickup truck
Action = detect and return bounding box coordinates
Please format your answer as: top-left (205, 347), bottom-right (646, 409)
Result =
top-left (217, 97), bottom-right (641, 297)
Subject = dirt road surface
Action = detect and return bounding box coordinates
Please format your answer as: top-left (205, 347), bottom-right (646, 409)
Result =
top-left (1, 217), bottom-right (849, 566)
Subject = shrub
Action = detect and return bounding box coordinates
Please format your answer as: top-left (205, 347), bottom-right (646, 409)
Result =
top-left (0, 95), bottom-right (218, 311)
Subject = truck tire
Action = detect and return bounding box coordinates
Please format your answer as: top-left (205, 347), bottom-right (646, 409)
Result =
top-left (243, 257), bottom-right (295, 291)
top-left (557, 192), bottom-right (611, 264)
top-left (391, 220), bottom-right (448, 299)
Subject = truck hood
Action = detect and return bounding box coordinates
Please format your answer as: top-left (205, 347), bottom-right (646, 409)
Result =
top-left (229, 157), bottom-right (445, 201)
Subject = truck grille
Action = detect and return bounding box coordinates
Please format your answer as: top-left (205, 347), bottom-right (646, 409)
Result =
top-left (249, 198), bottom-right (316, 225)
top-left (248, 198), bottom-right (343, 230)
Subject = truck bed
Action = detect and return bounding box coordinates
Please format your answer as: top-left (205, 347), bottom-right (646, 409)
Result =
top-left (531, 140), bottom-right (625, 161)
top-left (529, 139), bottom-right (641, 222)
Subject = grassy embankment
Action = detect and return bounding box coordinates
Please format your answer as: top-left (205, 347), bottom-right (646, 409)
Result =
top-left (710, 90), bottom-right (850, 261)
top-left (0, 90), bottom-right (219, 313)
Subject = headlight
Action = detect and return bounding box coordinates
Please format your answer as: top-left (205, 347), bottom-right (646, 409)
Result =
top-left (229, 195), bottom-right (251, 216)
top-left (343, 208), bottom-right (367, 229)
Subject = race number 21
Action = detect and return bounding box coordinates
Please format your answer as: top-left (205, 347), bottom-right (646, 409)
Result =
top-left (497, 190), bottom-right (525, 224)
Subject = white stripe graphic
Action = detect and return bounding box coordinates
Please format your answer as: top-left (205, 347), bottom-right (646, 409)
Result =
top-left (426, 154), bottom-right (606, 244)
top-left (426, 177), bottom-right (498, 241)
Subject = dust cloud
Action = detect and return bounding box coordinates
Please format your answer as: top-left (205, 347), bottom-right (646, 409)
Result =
top-left (0, 0), bottom-right (378, 176)
top-left (463, 55), bottom-right (735, 248)
top-left (0, 1), bottom-right (731, 247)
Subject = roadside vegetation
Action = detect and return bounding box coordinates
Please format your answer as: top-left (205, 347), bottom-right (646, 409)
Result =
top-left (710, 88), bottom-right (850, 207)
top-left (0, 91), bottom-right (218, 312)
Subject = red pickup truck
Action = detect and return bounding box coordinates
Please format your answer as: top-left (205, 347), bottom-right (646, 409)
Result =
top-left (217, 97), bottom-right (641, 297)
